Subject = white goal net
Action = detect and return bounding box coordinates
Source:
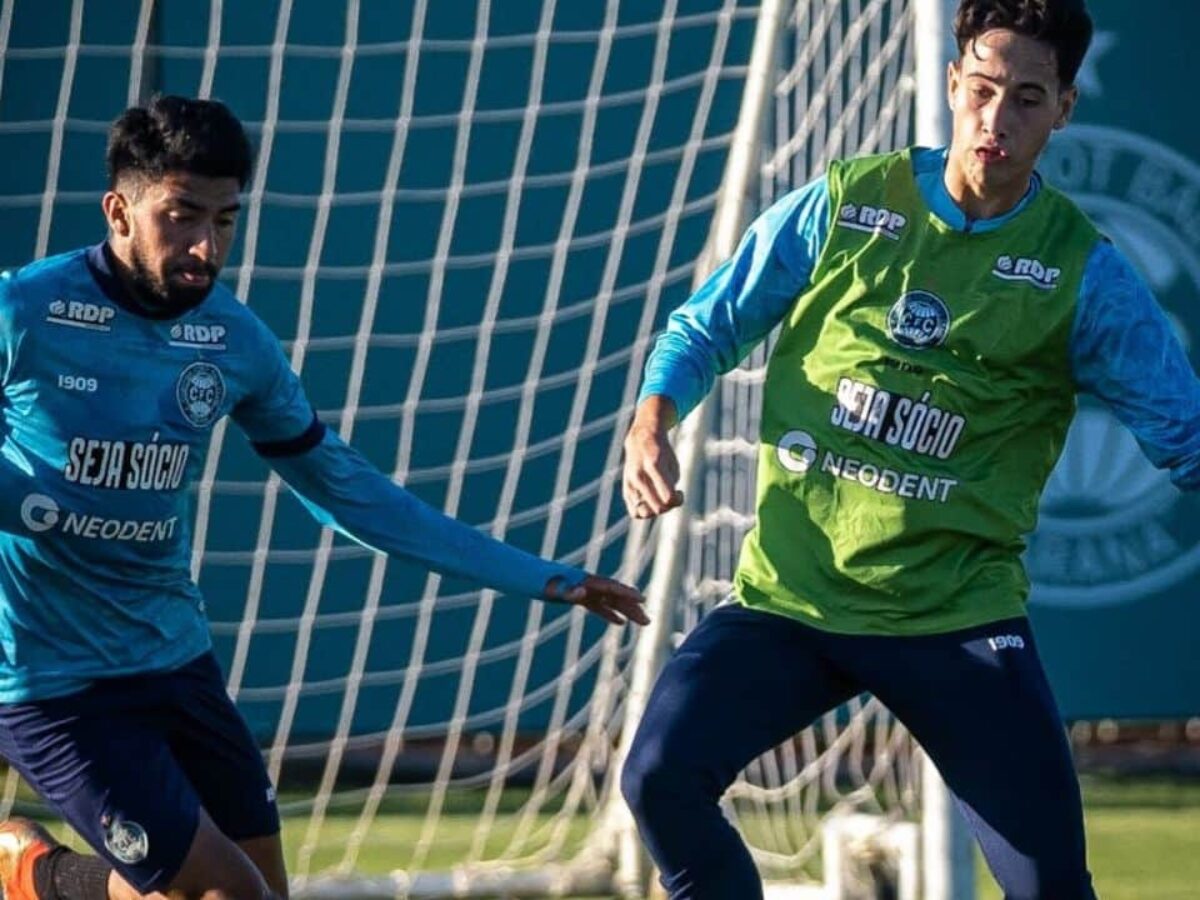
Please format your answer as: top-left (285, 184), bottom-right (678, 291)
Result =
top-left (612, 0), bottom-right (925, 895)
top-left (0, 0), bottom-right (941, 895)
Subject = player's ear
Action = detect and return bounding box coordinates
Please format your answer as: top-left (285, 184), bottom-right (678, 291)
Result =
top-left (946, 59), bottom-right (959, 110)
top-left (1053, 84), bottom-right (1078, 131)
top-left (102, 190), bottom-right (132, 238)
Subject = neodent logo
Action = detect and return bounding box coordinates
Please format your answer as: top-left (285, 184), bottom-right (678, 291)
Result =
top-left (20, 494), bottom-right (60, 532)
top-left (19, 493), bottom-right (177, 542)
top-left (777, 430), bottom-right (818, 474)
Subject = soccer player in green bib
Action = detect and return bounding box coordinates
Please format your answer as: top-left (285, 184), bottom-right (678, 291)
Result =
top-left (620, 1), bottom-right (1199, 897)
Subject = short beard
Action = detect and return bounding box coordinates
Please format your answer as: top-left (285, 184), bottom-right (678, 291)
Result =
top-left (127, 241), bottom-right (216, 315)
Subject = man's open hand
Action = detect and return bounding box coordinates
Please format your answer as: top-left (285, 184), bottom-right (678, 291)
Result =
top-left (544, 575), bottom-right (649, 626)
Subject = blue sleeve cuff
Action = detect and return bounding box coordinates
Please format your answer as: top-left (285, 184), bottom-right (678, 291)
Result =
top-left (252, 412), bottom-right (326, 458)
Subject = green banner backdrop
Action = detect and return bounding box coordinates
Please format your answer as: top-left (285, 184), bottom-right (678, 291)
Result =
top-left (1028, 1), bottom-right (1200, 719)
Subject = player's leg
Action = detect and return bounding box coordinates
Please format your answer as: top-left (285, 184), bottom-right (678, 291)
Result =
top-left (162, 652), bottom-right (287, 897)
top-left (620, 603), bottom-right (859, 900)
top-left (231, 836), bottom-right (287, 899)
top-left (837, 618), bottom-right (1096, 900)
top-left (0, 816), bottom-right (267, 897)
top-left (0, 674), bottom-right (277, 899)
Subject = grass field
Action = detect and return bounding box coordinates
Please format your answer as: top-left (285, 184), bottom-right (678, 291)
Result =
top-left (976, 774), bottom-right (1200, 900)
top-left (273, 773), bottom-right (1200, 898)
top-left (20, 772), bottom-right (1200, 897)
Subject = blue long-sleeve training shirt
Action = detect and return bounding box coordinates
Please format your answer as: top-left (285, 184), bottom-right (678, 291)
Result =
top-left (0, 244), bottom-right (585, 702)
top-left (641, 146), bottom-right (1200, 489)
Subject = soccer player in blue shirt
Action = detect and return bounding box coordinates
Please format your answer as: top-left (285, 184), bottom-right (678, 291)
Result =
top-left (0, 95), bottom-right (647, 900)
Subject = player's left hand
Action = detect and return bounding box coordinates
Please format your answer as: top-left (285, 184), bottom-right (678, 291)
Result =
top-left (544, 575), bottom-right (650, 626)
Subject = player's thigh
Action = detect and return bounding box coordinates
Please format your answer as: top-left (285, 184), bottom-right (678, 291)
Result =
top-left (847, 619), bottom-right (1091, 890)
top-left (626, 602), bottom-right (859, 795)
top-left (165, 653), bottom-right (282, 852)
top-left (0, 684), bottom-right (209, 892)
top-left (164, 807), bottom-right (275, 898)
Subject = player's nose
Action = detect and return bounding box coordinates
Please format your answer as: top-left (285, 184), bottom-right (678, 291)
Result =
top-left (189, 224), bottom-right (220, 261)
top-left (981, 98), bottom-right (1012, 139)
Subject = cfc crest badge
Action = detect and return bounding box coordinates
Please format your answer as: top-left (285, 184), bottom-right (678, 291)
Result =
top-left (102, 815), bottom-right (149, 864)
top-left (176, 361), bottom-right (225, 429)
top-left (885, 290), bottom-right (950, 349)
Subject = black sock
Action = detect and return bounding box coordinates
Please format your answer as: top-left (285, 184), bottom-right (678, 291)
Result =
top-left (33, 847), bottom-right (112, 900)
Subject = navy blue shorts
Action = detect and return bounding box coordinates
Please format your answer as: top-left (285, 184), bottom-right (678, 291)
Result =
top-left (0, 651), bottom-right (280, 891)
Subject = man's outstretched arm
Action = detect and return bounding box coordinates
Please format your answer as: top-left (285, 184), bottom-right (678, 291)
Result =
top-left (262, 427), bottom-right (648, 625)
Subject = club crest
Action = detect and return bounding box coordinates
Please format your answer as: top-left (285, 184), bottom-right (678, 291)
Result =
top-left (885, 290), bottom-right (950, 350)
top-left (176, 361), bottom-right (225, 429)
top-left (102, 816), bottom-right (149, 864)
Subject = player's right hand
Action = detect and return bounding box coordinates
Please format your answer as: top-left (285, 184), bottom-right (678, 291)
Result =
top-left (545, 575), bottom-right (650, 626)
top-left (623, 396), bottom-right (684, 520)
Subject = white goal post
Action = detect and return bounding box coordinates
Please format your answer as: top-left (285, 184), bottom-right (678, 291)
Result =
top-left (0, 0), bottom-right (970, 896)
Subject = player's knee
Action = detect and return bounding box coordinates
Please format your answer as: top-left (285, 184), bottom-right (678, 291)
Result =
top-left (622, 738), bottom-right (696, 823)
top-left (620, 742), bottom-right (664, 819)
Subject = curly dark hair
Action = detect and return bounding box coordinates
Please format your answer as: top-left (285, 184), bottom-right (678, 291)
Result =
top-left (106, 94), bottom-right (254, 192)
top-left (954, 0), bottom-right (1094, 87)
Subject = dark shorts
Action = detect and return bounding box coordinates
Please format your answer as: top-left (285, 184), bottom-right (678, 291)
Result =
top-left (623, 603), bottom-right (1096, 900)
top-left (0, 651), bottom-right (280, 891)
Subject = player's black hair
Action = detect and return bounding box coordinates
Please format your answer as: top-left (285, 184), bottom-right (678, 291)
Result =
top-left (106, 94), bottom-right (254, 192)
top-left (954, 0), bottom-right (1093, 87)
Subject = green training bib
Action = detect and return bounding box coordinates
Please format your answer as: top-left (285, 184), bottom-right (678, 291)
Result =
top-left (734, 149), bottom-right (1101, 634)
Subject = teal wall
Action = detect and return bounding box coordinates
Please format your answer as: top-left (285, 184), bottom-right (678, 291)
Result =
top-left (1029, 1), bottom-right (1200, 718)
